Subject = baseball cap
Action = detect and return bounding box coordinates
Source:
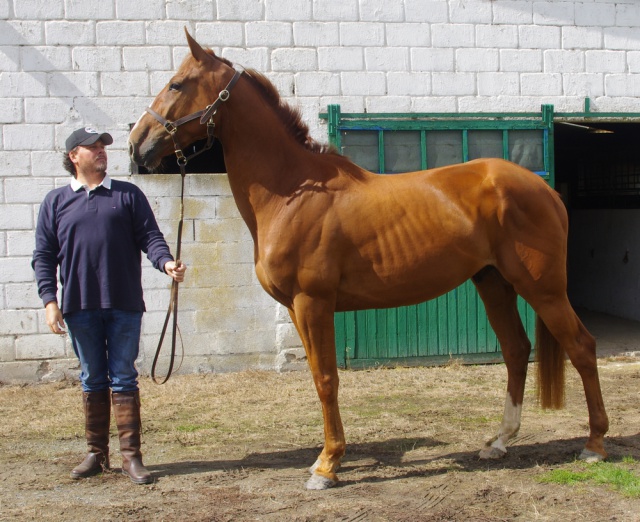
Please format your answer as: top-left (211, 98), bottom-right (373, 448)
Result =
top-left (65, 127), bottom-right (113, 153)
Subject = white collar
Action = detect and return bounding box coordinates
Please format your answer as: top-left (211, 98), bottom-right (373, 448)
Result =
top-left (71, 174), bottom-right (112, 192)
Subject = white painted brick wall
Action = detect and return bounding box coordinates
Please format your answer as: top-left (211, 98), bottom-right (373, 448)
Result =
top-left (3, 0), bottom-right (640, 383)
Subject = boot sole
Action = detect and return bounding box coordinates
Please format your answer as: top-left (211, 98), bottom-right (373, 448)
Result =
top-left (122, 470), bottom-right (153, 484)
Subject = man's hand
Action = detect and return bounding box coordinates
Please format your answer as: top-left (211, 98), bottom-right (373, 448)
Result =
top-left (164, 260), bottom-right (187, 283)
top-left (45, 301), bottom-right (66, 334)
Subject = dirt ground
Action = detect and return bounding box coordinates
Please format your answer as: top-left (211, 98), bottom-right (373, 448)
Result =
top-left (1, 311), bottom-right (640, 521)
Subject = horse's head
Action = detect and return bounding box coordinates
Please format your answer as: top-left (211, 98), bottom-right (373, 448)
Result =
top-left (129, 29), bottom-right (236, 171)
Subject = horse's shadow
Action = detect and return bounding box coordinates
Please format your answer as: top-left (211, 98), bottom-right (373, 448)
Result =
top-left (148, 433), bottom-right (640, 486)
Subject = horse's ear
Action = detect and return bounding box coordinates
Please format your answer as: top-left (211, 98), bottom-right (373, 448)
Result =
top-left (185, 27), bottom-right (211, 63)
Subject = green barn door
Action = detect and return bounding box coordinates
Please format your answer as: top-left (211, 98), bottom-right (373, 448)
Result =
top-left (322, 105), bottom-right (555, 369)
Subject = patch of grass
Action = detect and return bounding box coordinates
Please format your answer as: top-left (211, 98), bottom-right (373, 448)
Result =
top-left (538, 457), bottom-right (640, 498)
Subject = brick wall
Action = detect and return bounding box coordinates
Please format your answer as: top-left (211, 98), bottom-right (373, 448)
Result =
top-left (2, 0), bottom-right (640, 383)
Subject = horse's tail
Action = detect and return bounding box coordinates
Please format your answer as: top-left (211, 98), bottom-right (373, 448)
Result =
top-left (535, 315), bottom-right (565, 409)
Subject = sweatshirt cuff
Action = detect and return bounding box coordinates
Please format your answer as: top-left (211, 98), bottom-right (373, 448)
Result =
top-left (159, 256), bottom-right (174, 273)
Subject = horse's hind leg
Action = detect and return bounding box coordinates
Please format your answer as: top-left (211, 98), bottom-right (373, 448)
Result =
top-left (533, 298), bottom-right (608, 461)
top-left (472, 267), bottom-right (532, 459)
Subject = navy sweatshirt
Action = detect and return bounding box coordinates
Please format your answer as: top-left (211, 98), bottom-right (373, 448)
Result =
top-left (32, 177), bottom-right (174, 314)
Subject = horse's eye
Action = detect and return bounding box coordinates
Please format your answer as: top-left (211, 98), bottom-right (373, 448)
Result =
top-left (169, 83), bottom-right (181, 92)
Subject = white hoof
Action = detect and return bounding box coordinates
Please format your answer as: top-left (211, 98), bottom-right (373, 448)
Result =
top-left (579, 449), bottom-right (605, 463)
top-left (479, 445), bottom-right (507, 460)
top-left (305, 473), bottom-right (337, 490)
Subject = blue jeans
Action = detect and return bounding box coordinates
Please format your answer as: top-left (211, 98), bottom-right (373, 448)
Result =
top-left (65, 309), bottom-right (143, 393)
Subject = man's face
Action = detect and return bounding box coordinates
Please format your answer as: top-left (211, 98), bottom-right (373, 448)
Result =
top-left (69, 140), bottom-right (108, 174)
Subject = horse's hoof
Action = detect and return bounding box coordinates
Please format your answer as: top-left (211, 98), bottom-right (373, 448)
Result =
top-left (579, 449), bottom-right (605, 463)
top-left (479, 445), bottom-right (507, 460)
top-left (305, 473), bottom-right (337, 490)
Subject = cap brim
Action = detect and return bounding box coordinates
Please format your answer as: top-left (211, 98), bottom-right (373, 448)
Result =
top-left (78, 132), bottom-right (113, 147)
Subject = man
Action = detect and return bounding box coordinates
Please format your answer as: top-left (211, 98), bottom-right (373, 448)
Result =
top-left (32, 127), bottom-right (186, 484)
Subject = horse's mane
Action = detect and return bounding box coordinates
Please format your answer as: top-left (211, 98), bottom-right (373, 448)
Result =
top-left (209, 51), bottom-right (338, 156)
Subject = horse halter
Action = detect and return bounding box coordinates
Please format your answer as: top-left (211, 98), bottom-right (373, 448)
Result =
top-left (145, 69), bottom-right (242, 168)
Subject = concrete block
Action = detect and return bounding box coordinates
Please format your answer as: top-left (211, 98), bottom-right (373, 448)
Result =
top-left (521, 73), bottom-right (562, 96)
top-left (341, 72), bottom-right (386, 96)
top-left (275, 322), bottom-right (302, 349)
top-left (0, 152), bottom-right (30, 176)
top-left (16, 333), bottom-right (66, 360)
top-left (246, 22), bottom-right (293, 47)
top-left (500, 49), bottom-right (542, 72)
top-left (432, 24), bottom-right (475, 48)
top-left (359, 0), bottom-right (403, 22)
top-left (295, 72), bottom-right (340, 97)
top-left (266, 72), bottom-right (295, 96)
top-left (366, 95), bottom-right (411, 113)
top-left (456, 48), bottom-right (499, 72)
top-left (411, 48), bottom-right (455, 72)
top-left (449, 0), bottom-right (492, 23)
top-left (7, 230), bottom-right (36, 256)
top-left (216, 240), bottom-right (254, 265)
top-left (0, 46), bottom-right (20, 72)
top-left (45, 21), bottom-right (95, 45)
top-left (14, 0), bottom-right (63, 19)
top-left (544, 50), bottom-right (585, 74)
top-left (72, 47), bottom-right (122, 72)
top-left (0, 0), bottom-right (8, 17)
top-left (365, 47), bottom-right (409, 71)
top-left (575, 3), bottom-right (615, 27)
top-left (116, 0), bottom-right (164, 20)
top-left (562, 26), bottom-right (603, 51)
top-left (0, 310), bottom-right (38, 335)
top-left (318, 47), bottom-right (363, 71)
top-left (271, 48), bottom-right (317, 72)
top-left (563, 73), bottom-right (604, 97)
top-left (293, 22), bottom-right (340, 47)
top-left (0, 256), bottom-right (36, 284)
top-left (387, 72), bottom-right (431, 96)
top-left (432, 72), bottom-right (476, 96)
top-left (66, 0), bottom-right (114, 19)
top-left (0, 21), bottom-right (44, 46)
top-left (313, 0), bottom-right (357, 20)
top-left (519, 25), bottom-right (561, 50)
top-left (21, 46), bottom-right (71, 72)
top-left (586, 51), bottom-right (626, 74)
top-left (96, 21), bottom-right (145, 45)
top-left (0, 205), bottom-right (34, 230)
top-left (605, 74), bottom-right (640, 97)
top-left (629, 52), bottom-right (640, 74)
top-left (477, 72), bottom-right (520, 96)
top-left (122, 47), bottom-right (172, 72)
top-left (265, 0), bottom-right (312, 21)
top-left (220, 47), bottom-right (269, 71)
top-left (476, 24), bottom-right (518, 49)
top-left (339, 22), bottom-right (384, 46)
top-left (195, 22), bottom-right (245, 47)
top-left (166, 0), bottom-right (215, 20)
top-left (404, 0), bottom-right (448, 22)
top-left (532, 1), bottom-right (574, 26)
top-left (615, 4), bottom-right (640, 27)
top-left (25, 97), bottom-right (73, 124)
top-left (4, 125), bottom-right (54, 151)
top-left (7, 176), bottom-right (54, 203)
top-left (146, 21), bottom-right (195, 45)
top-left (386, 23), bottom-right (430, 47)
top-left (217, 0), bottom-right (264, 21)
top-left (492, 1), bottom-right (533, 24)
top-left (0, 336), bottom-right (15, 362)
top-left (605, 27), bottom-right (640, 52)
top-left (6, 283), bottom-right (41, 309)
top-left (196, 218), bottom-right (249, 243)
top-left (0, 98), bottom-right (21, 123)
top-left (0, 72), bottom-right (47, 97)
top-left (187, 174), bottom-right (233, 197)
top-left (48, 72), bottom-right (100, 97)
top-left (101, 72), bottom-right (150, 96)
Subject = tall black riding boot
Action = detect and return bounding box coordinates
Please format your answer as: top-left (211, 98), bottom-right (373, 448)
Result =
top-left (70, 390), bottom-right (111, 479)
top-left (112, 391), bottom-right (152, 484)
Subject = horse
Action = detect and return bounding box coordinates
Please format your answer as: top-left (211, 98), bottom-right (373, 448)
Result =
top-left (129, 30), bottom-right (609, 490)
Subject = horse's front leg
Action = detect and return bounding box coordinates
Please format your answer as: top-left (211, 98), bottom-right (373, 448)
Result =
top-left (290, 295), bottom-right (345, 490)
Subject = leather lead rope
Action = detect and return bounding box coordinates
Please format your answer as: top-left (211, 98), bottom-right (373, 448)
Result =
top-left (151, 166), bottom-right (186, 384)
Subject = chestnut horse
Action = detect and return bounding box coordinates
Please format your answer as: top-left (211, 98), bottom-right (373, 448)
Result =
top-left (129, 31), bottom-right (608, 490)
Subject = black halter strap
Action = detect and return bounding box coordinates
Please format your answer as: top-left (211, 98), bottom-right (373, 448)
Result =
top-left (149, 69), bottom-right (242, 384)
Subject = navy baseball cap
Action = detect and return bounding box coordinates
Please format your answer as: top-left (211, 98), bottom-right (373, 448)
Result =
top-left (65, 127), bottom-right (113, 153)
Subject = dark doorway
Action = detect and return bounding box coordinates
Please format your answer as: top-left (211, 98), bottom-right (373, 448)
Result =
top-left (554, 120), bottom-right (640, 321)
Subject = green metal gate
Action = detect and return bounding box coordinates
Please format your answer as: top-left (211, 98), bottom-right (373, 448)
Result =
top-left (321, 105), bottom-right (555, 369)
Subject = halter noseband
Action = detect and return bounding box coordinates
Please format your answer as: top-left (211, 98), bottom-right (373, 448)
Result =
top-left (145, 69), bottom-right (242, 167)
